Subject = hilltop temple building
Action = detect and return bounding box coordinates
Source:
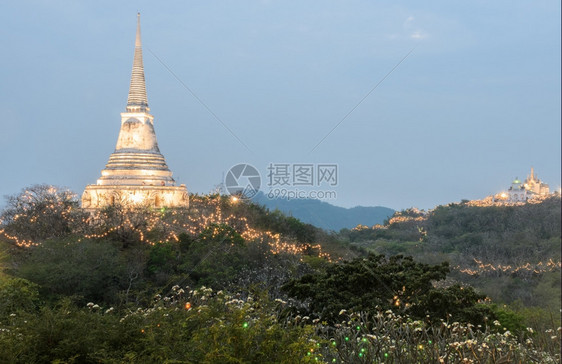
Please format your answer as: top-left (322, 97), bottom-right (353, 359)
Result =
top-left (494, 167), bottom-right (550, 203)
top-left (82, 14), bottom-right (188, 210)
top-left (506, 178), bottom-right (527, 203)
top-left (523, 167), bottom-right (549, 196)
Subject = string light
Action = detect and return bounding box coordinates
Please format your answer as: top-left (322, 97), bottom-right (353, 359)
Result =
top-left (454, 258), bottom-right (561, 277)
top-left (0, 191), bottom-right (334, 261)
top-left (5, 188), bottom-right (557, 273)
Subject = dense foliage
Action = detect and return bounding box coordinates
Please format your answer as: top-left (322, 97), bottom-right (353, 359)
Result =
top-left (0, 185), bottom-right (559, 362)
top-left (0, 282), bottom-right (559, 363)
top-left (0, 284), bottom-right (316, 363)
top-left (283, 254), bottom-right (495, 327)
top-left (340, 198), bottom-right (561, 311)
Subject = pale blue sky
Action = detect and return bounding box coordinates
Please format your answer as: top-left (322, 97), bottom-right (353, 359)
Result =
top-left (0, 1), bottom-right (560, 210)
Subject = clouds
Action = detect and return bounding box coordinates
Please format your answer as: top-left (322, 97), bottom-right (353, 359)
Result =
top-left (404, 16), bottom-right (428, 39)
top-left (410, 30), bottom-right (428, 40)
top-left (404, 15), bottom-right (428, 39)
top-left (382, 14), bottom-right (430, 42)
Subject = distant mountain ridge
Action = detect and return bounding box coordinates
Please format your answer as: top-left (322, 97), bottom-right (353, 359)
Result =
top-left (252, 193), bottom-right (394, 231)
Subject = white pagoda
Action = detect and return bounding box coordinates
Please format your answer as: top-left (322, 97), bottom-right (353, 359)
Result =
top-left (82, 14), bottom-right (188, 210)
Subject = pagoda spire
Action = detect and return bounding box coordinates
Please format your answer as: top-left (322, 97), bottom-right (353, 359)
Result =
top-left (126, 13), bottom-right (149, 112)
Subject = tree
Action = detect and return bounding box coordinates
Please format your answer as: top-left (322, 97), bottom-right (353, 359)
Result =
top-left (0, 185), bottom-right (85, 245)
top-left (85, 204), bottom-right (156, 248)
top-left (179, 224), bottom-right (247, 287)
top-left (282, 254), bottom-right (495, 326)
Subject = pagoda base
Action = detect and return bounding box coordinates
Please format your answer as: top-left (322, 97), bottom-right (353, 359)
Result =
top-left (82, 184), bottom-right (188, 210)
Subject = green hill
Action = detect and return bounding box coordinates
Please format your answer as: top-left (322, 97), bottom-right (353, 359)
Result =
top-left (339, 196), bottom-right (562, 311)
top-left (0, 186), bottom-right (560, 362)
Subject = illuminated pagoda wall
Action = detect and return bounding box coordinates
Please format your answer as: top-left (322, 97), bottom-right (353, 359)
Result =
top-left (82, 14), bottom-right (188, 210)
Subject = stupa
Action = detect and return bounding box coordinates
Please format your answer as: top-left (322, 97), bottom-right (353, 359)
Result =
top-left (82, 14), bottom-right (188, 210)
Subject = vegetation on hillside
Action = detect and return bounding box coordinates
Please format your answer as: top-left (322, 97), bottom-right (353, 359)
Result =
top-left (0, 185), bottom-right (559, 363)
top-left (282, 255), bottom-right (496, 329)
top-left (340, 197), bottom-right (561, 334)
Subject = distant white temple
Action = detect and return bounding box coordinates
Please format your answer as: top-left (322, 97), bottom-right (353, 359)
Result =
top-left (497, 167), bottom-right (550, 203)
top-left (82, 14), bottom-right (188, 210)
top-left (506, 178), bottom-right (526, 203)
